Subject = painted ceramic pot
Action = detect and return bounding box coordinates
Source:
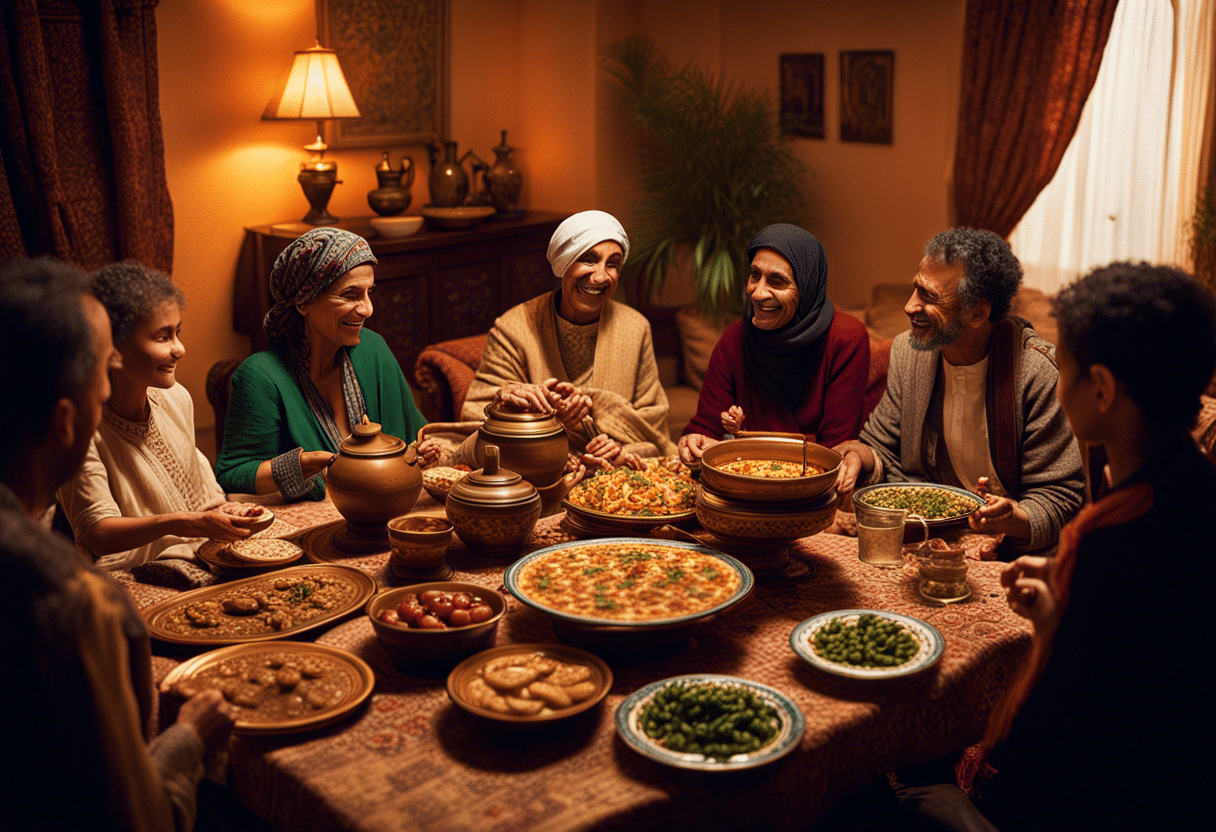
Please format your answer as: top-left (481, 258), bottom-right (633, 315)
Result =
top-left (445, 445), bottom-right (541, 557)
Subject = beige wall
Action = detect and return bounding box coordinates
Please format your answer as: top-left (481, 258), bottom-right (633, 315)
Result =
top-left (158, 0), bottom-right (963, 428)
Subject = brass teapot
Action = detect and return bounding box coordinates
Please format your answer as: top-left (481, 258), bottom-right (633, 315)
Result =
top-left (326, 421), bottom-right (422, 552)
top-left (419, 402), bottom-right (569, 488)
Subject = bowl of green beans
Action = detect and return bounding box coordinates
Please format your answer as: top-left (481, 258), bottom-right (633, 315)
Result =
top-left (852, 483), bottom-right (983, 539)
top-left (615, 674), bottom-right (805, 771)
top-left (790, 610), bottom-right (944, 679)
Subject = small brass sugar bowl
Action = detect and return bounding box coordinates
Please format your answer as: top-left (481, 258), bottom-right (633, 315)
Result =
top-left (445, 444), bottom-right (542, 558)
top-left (326, 421), bottom-right (422, 553)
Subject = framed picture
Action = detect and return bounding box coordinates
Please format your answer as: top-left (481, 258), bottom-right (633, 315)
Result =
top-left (779, 54), bottom-right (825, 139)
top-left (318, 0), bottom-right (448, 149)
top-left (839, 50), bottom-right (893, 144)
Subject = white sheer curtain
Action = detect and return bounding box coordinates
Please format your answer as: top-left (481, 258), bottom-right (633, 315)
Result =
top-left (1009, 0), bottom-right (1211, 294)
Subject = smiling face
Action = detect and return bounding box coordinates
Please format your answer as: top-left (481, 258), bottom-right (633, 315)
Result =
top-left (905, 257), bottom-right (966, 350)
top-left (746, 248), bottom-right (799, 331)
top-left (116, 300), bottom-right (184, 390)
top-left (558, 240), bottom-right (622, 325)
top-left (300, 264), bottom-right (375, 349)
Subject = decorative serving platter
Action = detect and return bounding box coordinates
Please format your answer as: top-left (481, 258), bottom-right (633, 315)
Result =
top-left (615, 674), bottom-right (805, 771)
top-left (160, 642), bottom-right (373, 734)
top-left (142, 564), bottom-right (376, 646)
top-left (789, 609), bottom-right (945, 680)
top-left (503, 537), bottom-right (753, 629)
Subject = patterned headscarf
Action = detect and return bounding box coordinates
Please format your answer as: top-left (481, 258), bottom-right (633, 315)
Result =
top-left (742, 224), bottom-right (836, 413)
top-left (263, 228), bottom-right (378, 342)
top-left (546, 210), bottom-right (630, 278)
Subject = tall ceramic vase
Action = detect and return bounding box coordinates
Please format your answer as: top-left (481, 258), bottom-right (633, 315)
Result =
top-left (427, 140), bottom-right (469, 207)
top-left (484, 130), bottom-right (523, 219)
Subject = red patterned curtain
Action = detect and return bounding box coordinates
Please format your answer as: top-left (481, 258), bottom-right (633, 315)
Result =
top-left (953, 0), bottom-right (1120, 237)
top-left (0, 0), bottom-right (172, 271)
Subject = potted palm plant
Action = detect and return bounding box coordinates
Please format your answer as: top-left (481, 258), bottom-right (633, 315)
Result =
top-left (603, 37), bottom-right (809, 322)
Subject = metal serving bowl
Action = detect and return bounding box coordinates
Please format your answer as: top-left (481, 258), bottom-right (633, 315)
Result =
top-left (699, 437), bottom-right (840, 503)
top-left (696, 484), bottom-right (839, 544)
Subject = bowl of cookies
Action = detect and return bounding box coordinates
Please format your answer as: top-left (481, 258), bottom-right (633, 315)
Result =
top-left (446, 643), bottom-right (613, 724)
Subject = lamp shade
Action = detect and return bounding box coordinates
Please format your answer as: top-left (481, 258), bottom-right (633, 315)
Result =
top-left (262, 44), bottom-right (360, 121)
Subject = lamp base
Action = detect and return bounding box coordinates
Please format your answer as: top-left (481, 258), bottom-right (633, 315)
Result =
top-left (298, 167), bottom-right (339, 226)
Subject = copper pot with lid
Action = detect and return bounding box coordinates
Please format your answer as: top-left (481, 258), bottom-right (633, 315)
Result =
top-left (418, 402), bottom-right (569, 488)
top-left (326, 421), bottom-right (422, 553)
top-left (445, 445), bottom-right (542, 557)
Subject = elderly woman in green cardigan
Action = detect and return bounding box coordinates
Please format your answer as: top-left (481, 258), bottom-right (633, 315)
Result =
top-left (217, 228), bottom-right (437, 500)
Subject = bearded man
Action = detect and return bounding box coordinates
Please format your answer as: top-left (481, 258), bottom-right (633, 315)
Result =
top-left (835, 228), bottom-right (1084, 553)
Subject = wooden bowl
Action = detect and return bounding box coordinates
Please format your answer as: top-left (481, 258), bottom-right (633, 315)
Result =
top-left (700, 437), bottom-right (840, 503)
top-left (447, 643), bottom-right (613, 724)
top-left (696, 484), bottom-right (839, 544)
top-left (366, 582), bottom-right (506, 664)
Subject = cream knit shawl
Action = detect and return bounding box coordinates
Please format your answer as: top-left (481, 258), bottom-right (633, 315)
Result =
top-left (462, 293), bottom-right (676, 456)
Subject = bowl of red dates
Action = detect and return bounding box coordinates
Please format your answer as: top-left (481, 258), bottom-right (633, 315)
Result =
top-left (365, 582), bottom-right (507, 663)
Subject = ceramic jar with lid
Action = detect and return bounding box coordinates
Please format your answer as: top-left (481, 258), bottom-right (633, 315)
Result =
top-left (474, 403), bottom-right (568, 488)
top-left (445, 445), bottom-right (542, 557)
top-left (327, 421), bottom-right (422, 552)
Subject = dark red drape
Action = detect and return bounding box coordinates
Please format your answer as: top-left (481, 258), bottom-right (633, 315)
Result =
top-left (953, 0), bottom-right (1119, 237)
top-left (0, 0), bottom-right (172, 271)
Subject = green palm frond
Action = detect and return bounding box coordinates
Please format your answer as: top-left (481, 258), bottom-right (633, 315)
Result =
top-left (604, 36), bottom-right (809, 321)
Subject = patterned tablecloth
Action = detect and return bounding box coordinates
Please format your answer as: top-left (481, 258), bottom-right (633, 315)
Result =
top-left (121, 498), bottom-right (1031, 832)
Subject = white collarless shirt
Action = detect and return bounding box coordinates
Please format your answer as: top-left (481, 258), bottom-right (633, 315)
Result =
top-left (941, 355), bottom-right (1005, 495)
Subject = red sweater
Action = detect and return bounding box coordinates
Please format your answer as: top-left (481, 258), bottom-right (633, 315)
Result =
top-left (683, 309), bottom-right (870, 445)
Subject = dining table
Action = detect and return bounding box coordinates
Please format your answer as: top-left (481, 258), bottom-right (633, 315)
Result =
top-left (116, 496), bottom-right (1032, 832)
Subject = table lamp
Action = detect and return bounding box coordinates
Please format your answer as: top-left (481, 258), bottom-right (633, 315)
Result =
top-left (262, 43), bottom-right (361, 225)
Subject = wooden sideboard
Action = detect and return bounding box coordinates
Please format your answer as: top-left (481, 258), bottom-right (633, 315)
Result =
top-left (234, 211), bottom-right (567, 378)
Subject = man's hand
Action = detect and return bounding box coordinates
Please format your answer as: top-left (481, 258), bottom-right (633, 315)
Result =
top-left (678, 433), bottom-right (716, 465)
top-left (832, 440), bottom-right (875, 494)
top-left (969, 495), bottom-right (1031, 541)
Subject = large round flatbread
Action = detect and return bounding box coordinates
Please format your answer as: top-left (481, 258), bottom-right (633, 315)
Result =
top-left (227, 538), bottom-right (302, 563)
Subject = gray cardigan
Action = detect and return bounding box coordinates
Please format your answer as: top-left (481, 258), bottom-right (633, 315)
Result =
top-left (859, 322), bottom-right (1085, 551)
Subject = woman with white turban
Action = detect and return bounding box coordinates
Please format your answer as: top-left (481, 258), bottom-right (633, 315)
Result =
top-left (461, 210), bottom-right (677, 462)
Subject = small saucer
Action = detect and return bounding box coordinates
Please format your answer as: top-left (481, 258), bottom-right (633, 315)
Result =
top-left (917, 579), bottom-right (972, 605)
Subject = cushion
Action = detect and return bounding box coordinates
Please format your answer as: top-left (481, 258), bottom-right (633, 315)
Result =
top-left (866, 283), bottom-right (912, 339)
top-left (1012, 287), bottom-right (1057, 345)
top-left (674, 306), bottom-right (736, 391)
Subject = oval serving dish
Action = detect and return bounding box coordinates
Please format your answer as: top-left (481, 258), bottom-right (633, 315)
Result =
top-left (142, 564), bottom-right (377, 646)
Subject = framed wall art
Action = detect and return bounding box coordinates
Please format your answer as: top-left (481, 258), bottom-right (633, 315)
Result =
top-left (839, 50), bottom-right (893, 144)
top-left (318, 0), bottom-right (448, 148)
top-left (779, 53), bottom-right (825, 139)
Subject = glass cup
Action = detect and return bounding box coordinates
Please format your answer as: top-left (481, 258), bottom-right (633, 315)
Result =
top-left (854, 501), bottom-right (928, 568)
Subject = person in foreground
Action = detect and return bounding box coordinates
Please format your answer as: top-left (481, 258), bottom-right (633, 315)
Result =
top-left (0, 257), bottom-right (233, 831)
top-left (58, 262), bottom-right (263, 569)
top-left (835, 228), bottom-right (1084, 552)
top-left (678, 223), bottom-right (869, 465)
top-left (461, 210), bottom-right (677, 467)
top-left (887, 262), bottom-right (1216, 831)
top-left (217, 228), bottom-right (434, 500)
